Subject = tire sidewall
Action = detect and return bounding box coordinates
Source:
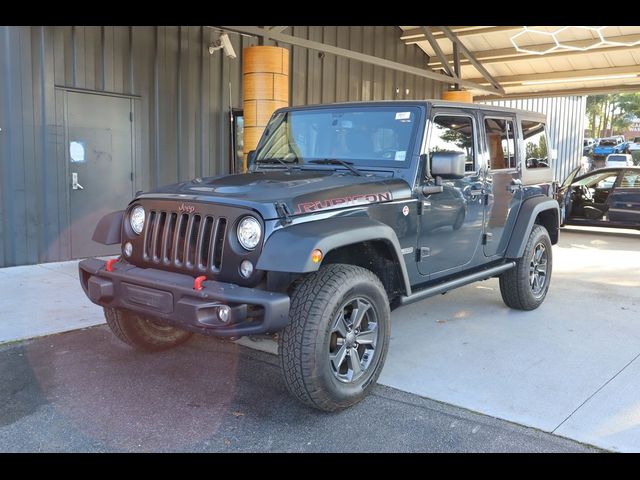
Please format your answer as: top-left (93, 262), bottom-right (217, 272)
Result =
top-left (521, 226), bottom-right (553, 306)
top-left (311, 272), bottom-right (390, 407)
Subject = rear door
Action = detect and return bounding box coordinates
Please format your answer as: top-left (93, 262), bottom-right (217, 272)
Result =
top-left (481, 113), bottom-right (521, 257)
top-left (608, 169), bottom-right (640, 225)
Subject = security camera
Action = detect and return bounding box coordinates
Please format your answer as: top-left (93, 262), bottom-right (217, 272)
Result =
top-left (209, 33), bottom-right (237, 59)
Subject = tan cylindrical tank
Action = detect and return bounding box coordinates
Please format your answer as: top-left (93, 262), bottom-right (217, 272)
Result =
top-left (442, 90), bottom-right (473, 103)
top-left (242, 46), bottom-right (289, 171)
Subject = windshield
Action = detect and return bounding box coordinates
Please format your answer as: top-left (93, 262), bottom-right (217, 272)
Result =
top-left (253, 106), bottom-right (421, 167)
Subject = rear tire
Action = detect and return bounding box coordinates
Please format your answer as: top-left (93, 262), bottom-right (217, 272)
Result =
top-left (278, 264), bottom-right (390, 412)
top-left (499, 225), bottom-right (552, 311)
top-left (104, 308), bottom-right (193, 352)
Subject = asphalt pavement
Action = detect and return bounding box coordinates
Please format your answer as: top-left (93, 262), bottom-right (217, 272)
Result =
top-left (0, 325), bottom-right (597, 453)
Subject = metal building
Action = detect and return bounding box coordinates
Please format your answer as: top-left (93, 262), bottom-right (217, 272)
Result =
top-left (0, 26), bottom-right (443, 267)
top-left (480, 96), bottom-right (587, 183)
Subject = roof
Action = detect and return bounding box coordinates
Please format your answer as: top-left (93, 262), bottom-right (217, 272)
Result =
top-left (279, 99), bottom-right (546, 119)
top-left (399, 26), bottom-right (640, 100)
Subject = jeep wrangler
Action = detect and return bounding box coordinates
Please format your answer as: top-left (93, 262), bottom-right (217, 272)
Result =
top-left (79, 100), bottom-right (559, 411)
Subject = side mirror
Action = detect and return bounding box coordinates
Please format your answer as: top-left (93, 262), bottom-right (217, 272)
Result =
top-left (431, 152), bottom-right (466, 179)
top-left (247, 150), bottom-right (257, 168)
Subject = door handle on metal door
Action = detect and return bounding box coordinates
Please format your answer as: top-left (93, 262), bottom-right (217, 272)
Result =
top-left (508, 178), bottom-right (522, 192)
top-left (72, 172), bottom-right (84, 190)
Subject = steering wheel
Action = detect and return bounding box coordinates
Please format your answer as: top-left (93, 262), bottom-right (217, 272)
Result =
top-left (581, 185), bottom-right (593, 201)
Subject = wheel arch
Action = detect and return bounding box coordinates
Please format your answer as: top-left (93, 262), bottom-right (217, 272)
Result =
top-left (505, 196), bottom-right (559, 259)
top-left (256, 216), bottom-right (412, 296)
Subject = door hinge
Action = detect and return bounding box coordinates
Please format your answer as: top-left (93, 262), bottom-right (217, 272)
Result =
top-left (130, 172), bottom-right (134, 182)
top-left (129, 111), bottom-right (133, 122)
top-left (482, 233), bottom-right (493, 245)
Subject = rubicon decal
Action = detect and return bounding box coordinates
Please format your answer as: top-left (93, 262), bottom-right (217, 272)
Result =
top-left (294, 192), bottom-right (392, 214)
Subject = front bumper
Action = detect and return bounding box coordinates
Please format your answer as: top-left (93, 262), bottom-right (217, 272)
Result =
top-left (79, 258), bottom-right (290, 337)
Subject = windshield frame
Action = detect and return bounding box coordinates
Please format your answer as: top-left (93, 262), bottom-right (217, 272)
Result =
top-left (252, 103), bottom-right (426, 170)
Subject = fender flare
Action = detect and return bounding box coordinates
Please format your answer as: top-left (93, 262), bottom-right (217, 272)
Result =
top-left (256, 216), bottom-right (412, 295)
top-left (505, 197), bottom-right (559, 259)
top-left (92, 210), bottom-right (124, 245)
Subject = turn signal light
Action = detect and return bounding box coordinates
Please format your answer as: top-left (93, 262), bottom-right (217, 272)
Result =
top-left (311, 249), bottom-right (323, 263)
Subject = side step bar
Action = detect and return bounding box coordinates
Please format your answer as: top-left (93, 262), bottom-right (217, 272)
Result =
top-left (398, 261), bottom-right (516, 307)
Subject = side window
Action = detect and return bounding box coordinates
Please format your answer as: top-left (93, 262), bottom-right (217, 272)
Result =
top-left (522, 120), bottom-right (549, 169)
top-left (429, 115), bottom-right (475, 174)
top-left (484, 118), bottom-right (516, 170)
top-left (620, 171), bottom-right (639, 188)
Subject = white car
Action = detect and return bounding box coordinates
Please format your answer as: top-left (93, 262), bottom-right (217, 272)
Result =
top-left (627, 137), bottom-right (640, 153)
top-left (605, 153), bottom-right (634, 167)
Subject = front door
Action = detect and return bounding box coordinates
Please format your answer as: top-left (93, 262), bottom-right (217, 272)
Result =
top-left (65, 90), bottom-right (134, 259)
top-left (481, 114), bottom-right (522, 257)
top-left (609, 169), bottom-right (640, 224)
top-left (417, 111), bottom-right (485, 277)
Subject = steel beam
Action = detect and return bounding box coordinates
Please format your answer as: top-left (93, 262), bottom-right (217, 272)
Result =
top-left (429, 33), bottom-right (640, 67)
top-left (437, 26), bottom-right (504, 94)
top-left (466, 65), bottom-right (640, 86)
top-left (218, 26), bottom-right (502, 94)
top-left (401, 26), bottom-right (521, 44)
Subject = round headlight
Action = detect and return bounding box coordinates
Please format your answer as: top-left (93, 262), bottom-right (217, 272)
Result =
top-left (237, 216), bottom-right (261, 250)
top-left (130, 206), bottom-right (145, 235)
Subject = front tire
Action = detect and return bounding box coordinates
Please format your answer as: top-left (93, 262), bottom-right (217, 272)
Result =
top-left (279, 264), bottom-right (391, 411)
top-left (499, 225), bottom-right (552, 311)
top-left (104, 308), bottom-right (193, 352)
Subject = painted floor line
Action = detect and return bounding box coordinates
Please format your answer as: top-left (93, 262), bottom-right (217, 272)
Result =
top-left (552, 349), bottom-right (640, 434)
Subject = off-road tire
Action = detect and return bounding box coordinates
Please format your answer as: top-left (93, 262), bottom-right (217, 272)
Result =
top-left (499, 225), bottom-right (552, 311)
top-left (278, 264), bottom-right (391, 411)
top-left (104, 307), bottom-right (193, 352)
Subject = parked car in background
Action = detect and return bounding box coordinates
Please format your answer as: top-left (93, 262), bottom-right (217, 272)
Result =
top-left (557, 166), bottom-right (640, 230)
top-left (583, 137), bottom-right (596, 156)
top-left (627, 136), bottom-right (640, 154)
top-left (592, 136), bottom-right (629, 169)
top-left (606, 153), bottom-right (634, 168)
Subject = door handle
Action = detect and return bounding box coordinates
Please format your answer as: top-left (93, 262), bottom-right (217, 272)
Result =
top-left (72, 172), bottom-right (84, 190)
top-left (508, 178), bottom-right (522, 192)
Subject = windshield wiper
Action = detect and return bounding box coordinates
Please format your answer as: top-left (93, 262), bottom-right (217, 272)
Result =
top-left (308, 159), bottom-right (364, 177)
top-left (254, 157), bottom-right (295, 172)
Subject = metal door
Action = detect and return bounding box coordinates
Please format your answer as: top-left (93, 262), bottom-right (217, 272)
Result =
top-left (416, 109), bottom-right (485, 277)
top-left (65, 91), bottom-right (134, 259)
top-left (481, 114), bottom-right (522, 257)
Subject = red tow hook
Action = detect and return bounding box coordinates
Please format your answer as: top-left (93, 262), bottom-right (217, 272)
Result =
top-left (194, 275), bottom-right (207, 291)
top-left (105, 258), bottom-right (119, 272)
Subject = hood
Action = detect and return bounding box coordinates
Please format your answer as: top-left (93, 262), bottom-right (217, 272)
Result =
top-left (137, 169), bottom-right (413, 220)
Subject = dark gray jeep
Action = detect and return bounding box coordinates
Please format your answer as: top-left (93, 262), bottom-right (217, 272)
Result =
top-left (79, 100), bottom-right (559, 411)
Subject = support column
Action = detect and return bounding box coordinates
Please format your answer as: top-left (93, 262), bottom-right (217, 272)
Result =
top-left (242, 46), bottom-right (289, 171)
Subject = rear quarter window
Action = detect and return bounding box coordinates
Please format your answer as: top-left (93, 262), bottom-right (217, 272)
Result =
top-left (521, 120), bottom-right (549, 169)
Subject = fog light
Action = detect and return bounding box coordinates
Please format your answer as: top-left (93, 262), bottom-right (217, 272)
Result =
top-left (240, 260), bottom-right (254, 278)
top-left (217, 305), bottom-right (231, 323)
top-left (123, 242), bottom-right (133, 257)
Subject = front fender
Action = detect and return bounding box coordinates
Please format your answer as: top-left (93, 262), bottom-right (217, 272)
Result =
top-left (256, 216), bottom-right (412, 294)
top-left (92, 210), bottom-right (124, 245)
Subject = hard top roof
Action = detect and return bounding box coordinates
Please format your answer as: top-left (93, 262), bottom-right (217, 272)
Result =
top-left (278, 99), bottom-right (547, 121)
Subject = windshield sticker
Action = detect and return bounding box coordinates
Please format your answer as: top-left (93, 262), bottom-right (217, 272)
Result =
top-left (394, 151), bottom-right (406, 161)
top-left (395, 112), bottom-right (411, 120)
top-left (294, 191), bottom-right (392, 214)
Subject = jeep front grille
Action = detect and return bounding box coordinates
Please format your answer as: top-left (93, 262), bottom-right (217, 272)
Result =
top-left (142, 210), bottom-right (227, 273)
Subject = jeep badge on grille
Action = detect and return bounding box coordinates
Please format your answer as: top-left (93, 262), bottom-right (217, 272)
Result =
top-left (179, 203), bottom-right (196, 214)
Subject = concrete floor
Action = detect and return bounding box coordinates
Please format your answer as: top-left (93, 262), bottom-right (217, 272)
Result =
top-left (0, 225), bottom-right (638, 451)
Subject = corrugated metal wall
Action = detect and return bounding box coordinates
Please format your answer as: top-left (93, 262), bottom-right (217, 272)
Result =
top-left (0, 25), bottom-right (441, 267)
top-left (479, 96), bottom-right (587, 183)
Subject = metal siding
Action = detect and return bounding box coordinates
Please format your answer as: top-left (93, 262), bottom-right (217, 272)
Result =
top-left (480, 95), bottom-right (586, 183)
top-left (0, 25), bottom-right (442, 267)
